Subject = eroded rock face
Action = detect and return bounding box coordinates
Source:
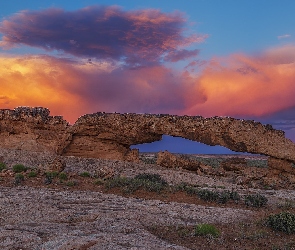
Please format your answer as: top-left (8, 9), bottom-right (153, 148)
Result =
top-left (61, 112), bottom-right (295, 164)
top-left (0, 107), bottom-right (69, 154)
top-left (1, 107), bottom-right (295, 169)
top-left (157, 150), bottom-right (201, 171)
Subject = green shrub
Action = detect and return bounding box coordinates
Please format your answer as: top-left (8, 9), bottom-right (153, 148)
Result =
top-left (28, 171), bottom-right (37, 178)
top-left (14, 173), bottom-right (24, 185)
top-left (175, 182), bottom-right (198, 195)
top-left (247, 159), bottom-right (268, 168)
top-left (134, 173), bottom-right (167, 186)
top-left (45, 172), bottom-right (59, 179)
top-left (66, 181), bottom-right (77, 187)
top-left (194, 224), bottom-right (220, 237)
top-left (80, 172), bottom-right (91, 177)
top-left (105, 173), bottom-right (168, 194)
top-left (12, 164), bottom-right (28, 173)
top-left (59, 172), bottom-right (68, 180)
top-left (0, 162), bottom-right (6, 171)
top-left (266, 212), bottom-right (295, 234)
top-left (245, 194), bottom-right (268, 207)
top-left (197, 189), bottom-right (219, 202)
top-left (229, 190), bottom-right (241, 202)
top-left (105, 176), bottom-right (130, 189)
top-left (196, 189), bottom-right (237, 203)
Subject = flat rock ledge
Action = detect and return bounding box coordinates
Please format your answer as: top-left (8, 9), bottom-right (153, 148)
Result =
top-left (0, 186), bottom-right (252, 250)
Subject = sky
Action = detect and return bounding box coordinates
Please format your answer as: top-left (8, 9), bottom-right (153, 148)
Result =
top-left (1, 0), bottom-right (295, 154)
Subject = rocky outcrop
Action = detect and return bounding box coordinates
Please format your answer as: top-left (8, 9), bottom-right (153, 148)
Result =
top-left (0, 107), bottom-right (69, 154)
top-left (1, 107), bottom-right (295, 170)
top-left (157, 150), bottom-right (214, 175)
top-left (60, 112), bottom-right (295, 164)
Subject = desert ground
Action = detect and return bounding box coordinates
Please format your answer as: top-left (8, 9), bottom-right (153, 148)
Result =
top-left (0, 150), bottom-right (295, 249)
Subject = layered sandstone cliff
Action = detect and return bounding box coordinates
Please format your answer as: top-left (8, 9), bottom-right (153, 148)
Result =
top-left (1, 107), bottom-right (295, 169)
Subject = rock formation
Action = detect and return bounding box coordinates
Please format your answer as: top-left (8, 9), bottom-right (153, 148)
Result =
top-left (0, 107), bottom-right (69, 154)
top-left (1, 107), bottom-right (295, 175)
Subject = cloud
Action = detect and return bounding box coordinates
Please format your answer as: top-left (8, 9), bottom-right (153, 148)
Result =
top-left (185, 45), bottom-right (295, 119)
top-left (1, 43), bottom-right (295, 145)
top-left (278, 34), bottom-right (291, 39)
top-left (0, 95), bottom-right (10, 105)
top-left (0, 54), bottom-right (208, 123)
top-left (164, 49), bottom-right (200, 62)
top-left (2, 44), bottom-right (295, 126)
top-left (0, 6), bottom-right (207, 66)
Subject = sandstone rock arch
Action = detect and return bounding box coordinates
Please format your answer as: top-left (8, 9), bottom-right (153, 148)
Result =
top-left (60, 112), bottom-right (295, 163)
top-left (1, 107), bottom-right (295, 175)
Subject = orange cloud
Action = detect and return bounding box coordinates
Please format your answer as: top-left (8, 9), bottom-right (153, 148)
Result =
top-left (0, 56), bottom-right (90, 123)
top-left (1, 44), bottom-right (295, 127)
top-left (185, 45), bottom-right (295, 118)
top-left (0, 55), bottom-right (196, 123)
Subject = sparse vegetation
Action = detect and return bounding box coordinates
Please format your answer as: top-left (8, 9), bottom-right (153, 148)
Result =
top-left (66, 181), bottom-right (77, 187)
top-left (59, 172), bottom-right (68, 180)
top-left (175, 183), bottom-right (240, 204)
top-left (80, 172), bottom-right (91, 177)
top-left (105, 173), bottom-right (168, 194)
top-left (197, 189), bottom-right (240, 204)
top-left (44, 171), bottom-right (59, 185)
top-left (245, 194), bottom-right (268, 207)
top-left (247, 159), bottom-right (268, 168)
top-left (28, 171), bottom-right (37, 178)
top-left (265, 212), bottom-right (295, 234)
top-left (194, 157), bottom-right (223, 168)
top-left (45, 171), bottom-right (59, 179)
top-left (14, 173), bottom-right (24, 185)
top-left (0, 162), bottom-right (6, 171)
top-left (94, 179), bottom-right (104, 185)
top-left (194, 224), bottom-right (220, 237)
top-left (12, 164), bottom-right (28, 173)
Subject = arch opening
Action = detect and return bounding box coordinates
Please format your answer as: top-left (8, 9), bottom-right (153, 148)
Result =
top-left (131, 135), bottom-right (250, 155)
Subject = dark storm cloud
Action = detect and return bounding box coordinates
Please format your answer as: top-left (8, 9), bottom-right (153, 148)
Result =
top-left (0, 6), bottom-right (207, 66)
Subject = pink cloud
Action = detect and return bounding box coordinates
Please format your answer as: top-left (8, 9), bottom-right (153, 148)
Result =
top-left (185, 45), bottom-right (295, 119)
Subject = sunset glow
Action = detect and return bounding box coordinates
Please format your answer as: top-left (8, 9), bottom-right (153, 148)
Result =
top-left (1, 1), bottom-right (295, 141)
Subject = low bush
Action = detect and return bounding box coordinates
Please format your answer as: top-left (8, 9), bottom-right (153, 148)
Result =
top-left (265, 212), bottom-right (295, 234)
top-left (245, 194), bottom-right (268, 207)
top-left (197, 189), bottom-right (219, 202)
top-left (59, 172), bottom-right (68, 180)
top-left (28, 171), bottom-right (37, 178)
top-left (12, 164), bottom-right (28, 173)
top-left (45, 172), bottom-right (59, 179)
top-left (105, 173), bottom-right (168, 194)
top-left (80, 172), bottom-right (91, 178)
top-left (175, 182), bottom-right (199, 195)
top-left (134, 173), bottom-right (167, 185)
top-left (194, 224), bottom-right (220, 237)
top-left (14, 173), bottom-right (24, 185)
top-left (0, 162), bottom-right (6, 171)
top-left (66, 181), bottom-right (77, 187)
top-left (197, 189), bottom-right (240, 204)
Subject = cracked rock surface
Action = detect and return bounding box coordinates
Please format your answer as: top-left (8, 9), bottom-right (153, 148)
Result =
top-left (0, 186), bottom-right (252, 250)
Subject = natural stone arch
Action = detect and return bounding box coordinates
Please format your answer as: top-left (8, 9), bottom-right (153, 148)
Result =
top-left (1, 107), bottom-right (295, 177)
top-left (60, 112), bottom-right (295, 164)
